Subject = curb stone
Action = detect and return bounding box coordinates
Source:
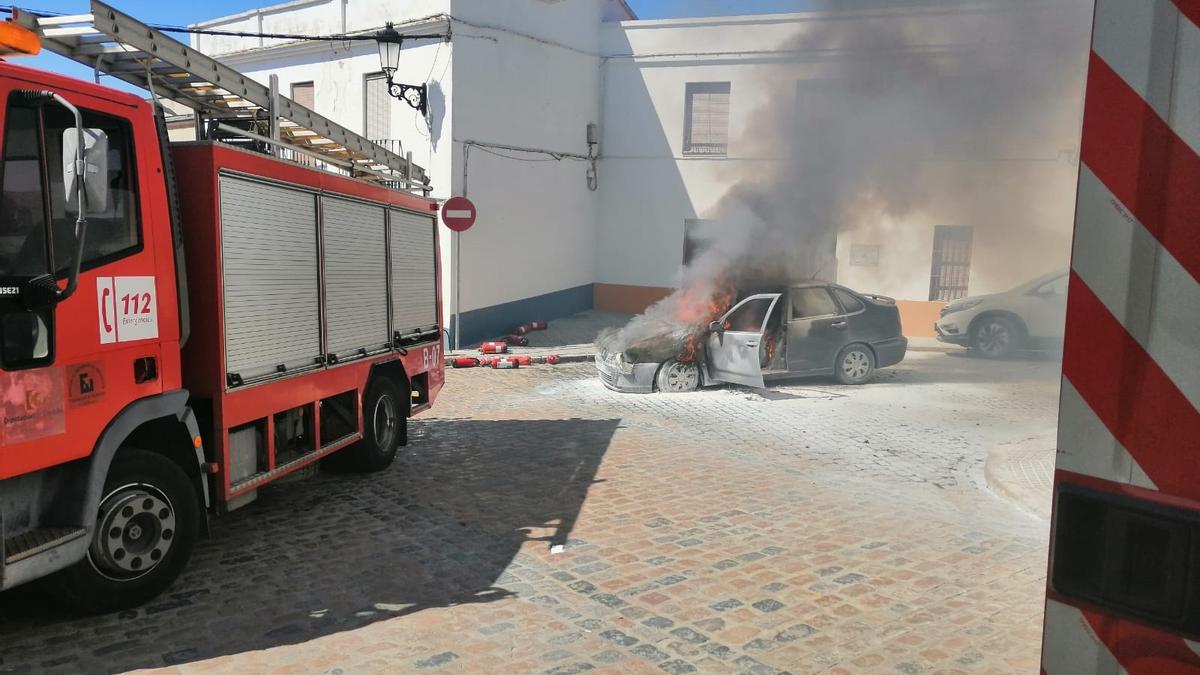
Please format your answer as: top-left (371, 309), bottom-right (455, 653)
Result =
top-left (983, 433), bottom-right (1056, 520)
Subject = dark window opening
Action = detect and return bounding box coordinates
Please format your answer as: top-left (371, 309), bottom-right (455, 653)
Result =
top-left (928, 225), bottom-right (973, 302)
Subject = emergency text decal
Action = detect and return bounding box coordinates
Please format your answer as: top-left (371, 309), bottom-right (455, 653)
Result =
top-left (97, 277), bottom-right (159, 344)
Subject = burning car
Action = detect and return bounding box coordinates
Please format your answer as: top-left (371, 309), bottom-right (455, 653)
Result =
top-left (596, 282), bottom-right (908, 393)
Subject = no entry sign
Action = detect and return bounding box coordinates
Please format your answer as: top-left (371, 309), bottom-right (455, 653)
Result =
top-left (441, 196), bottom-right (477, 232)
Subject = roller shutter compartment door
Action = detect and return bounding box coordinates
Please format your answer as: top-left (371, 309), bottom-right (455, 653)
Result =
top-left (323, 197), bottom-right (390, 360)
top-left (389, 208), bottom-right (438, 339)
top-left (219, 176), bottom-right (321, 383)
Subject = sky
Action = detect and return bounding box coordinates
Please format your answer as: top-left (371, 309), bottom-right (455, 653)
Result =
top-left (6, 0), bottom-right (812, 83)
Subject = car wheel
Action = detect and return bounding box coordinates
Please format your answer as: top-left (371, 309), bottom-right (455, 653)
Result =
top-left (835, 344), bottom-right (875, 385)
top-left (655, 359), bottom-right (700, 393)
top-left (50, 449), bottom-right (199, 613)
top-left (971, 316), bottom-right (1019, 359)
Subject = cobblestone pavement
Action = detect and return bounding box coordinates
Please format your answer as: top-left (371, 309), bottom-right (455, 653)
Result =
top-left (0, 352), bottom-right (1059, 674)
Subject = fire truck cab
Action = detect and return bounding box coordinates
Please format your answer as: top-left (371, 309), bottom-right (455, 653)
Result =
top-left (0, 9), bottom-right (443, 612)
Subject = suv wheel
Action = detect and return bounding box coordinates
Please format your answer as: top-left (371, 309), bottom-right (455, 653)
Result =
top-left (972, 316), bottom-right (1019, 358)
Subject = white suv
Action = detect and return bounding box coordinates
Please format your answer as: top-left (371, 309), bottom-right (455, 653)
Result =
top-left (934, 271), bottom-right (1068, 358)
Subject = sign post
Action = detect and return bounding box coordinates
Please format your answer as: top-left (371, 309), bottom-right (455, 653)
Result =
top-left (441, 196), bottom-right (477, 351)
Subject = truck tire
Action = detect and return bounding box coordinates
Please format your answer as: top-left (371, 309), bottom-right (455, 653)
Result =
top-left (835, 344), bottom-right (875, 385)
top-left (51, 449), bottom-right (199, 613)
top-left (332, 377), bottom-right (406, 472)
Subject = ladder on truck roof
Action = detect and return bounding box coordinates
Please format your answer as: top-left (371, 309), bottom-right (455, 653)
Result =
top-left (13, 0), bottom-right (430, 193)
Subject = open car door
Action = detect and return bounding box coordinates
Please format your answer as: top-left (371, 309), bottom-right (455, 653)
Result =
top-left (706, 293), bottom-right (781, 388)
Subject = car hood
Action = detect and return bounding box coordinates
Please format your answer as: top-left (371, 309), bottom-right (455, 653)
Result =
top-left (943, 292), bottom-right (1008, 311)
top-left (621, 328), bottom-right (697, 363)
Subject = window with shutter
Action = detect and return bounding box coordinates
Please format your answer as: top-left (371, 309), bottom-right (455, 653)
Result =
top-left (364, 73), bottom-right (391, 141)
top-left (290, 81), bottom-right (314, 109)
top-left (684, 82), bottom-right (730, 155)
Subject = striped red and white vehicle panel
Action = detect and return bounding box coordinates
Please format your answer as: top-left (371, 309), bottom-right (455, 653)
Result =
top-left (1043, 0), bottom-right (1200, 671)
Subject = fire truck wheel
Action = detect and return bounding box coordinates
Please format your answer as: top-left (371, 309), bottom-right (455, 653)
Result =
top-left (655, 359), bottom-right (701, 393)
top-left (51, 449), bottom-right (199, 614)
top-left (335, 377), bottom-right (406, 472)
top-left (835, 344), bottom-right (875, 385)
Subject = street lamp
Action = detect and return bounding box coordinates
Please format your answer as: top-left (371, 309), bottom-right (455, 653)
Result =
top-left (376, 22), bottom-right (428, 116)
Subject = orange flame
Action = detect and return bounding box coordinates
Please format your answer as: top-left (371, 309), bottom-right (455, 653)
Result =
top-left (673, 280), bottom-right (735, 363)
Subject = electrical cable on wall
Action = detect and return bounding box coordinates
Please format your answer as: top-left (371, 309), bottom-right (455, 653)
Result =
top-left (459, 139), bottom-right (599, 192)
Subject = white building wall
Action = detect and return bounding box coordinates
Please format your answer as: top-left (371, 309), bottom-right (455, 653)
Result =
top-left (448, 0), bottom-right (605, 321)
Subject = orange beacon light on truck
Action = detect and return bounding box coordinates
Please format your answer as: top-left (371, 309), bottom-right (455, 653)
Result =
top-left (0, 18), bottom-right (42, 57)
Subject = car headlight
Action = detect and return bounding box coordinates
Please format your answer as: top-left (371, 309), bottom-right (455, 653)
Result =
top-left (617, 352), bottom-right (635, 374)
top-left (941, 298), bottom-right (983, 316)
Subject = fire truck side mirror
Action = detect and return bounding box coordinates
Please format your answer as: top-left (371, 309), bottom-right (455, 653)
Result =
top-left (61, 128), bottom-right (109, 213)
top-left (0, 310), bottom-right (49, 364)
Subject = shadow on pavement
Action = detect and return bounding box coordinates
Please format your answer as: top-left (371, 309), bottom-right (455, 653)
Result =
top-left (0, 418), bottom-right (618, 673)
top-left (942, 349), bottom-right (1062, 363)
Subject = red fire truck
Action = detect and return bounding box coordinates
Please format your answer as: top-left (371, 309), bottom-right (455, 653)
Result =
top-left (0, 4), bottom-right (444, 611)
top-left (1041, 0), bottom-right (1199, 671)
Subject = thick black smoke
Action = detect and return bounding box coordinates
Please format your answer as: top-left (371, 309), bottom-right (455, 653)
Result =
top-left (599, 0), bottom-right (1090, 355)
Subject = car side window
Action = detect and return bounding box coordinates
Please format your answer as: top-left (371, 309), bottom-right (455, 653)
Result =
top-left (723, 297), bottom-right (774, 332)
top-left (833, 288), bottom-right (865, 314)
top-left (791, 287), bottom-right (839, 318)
